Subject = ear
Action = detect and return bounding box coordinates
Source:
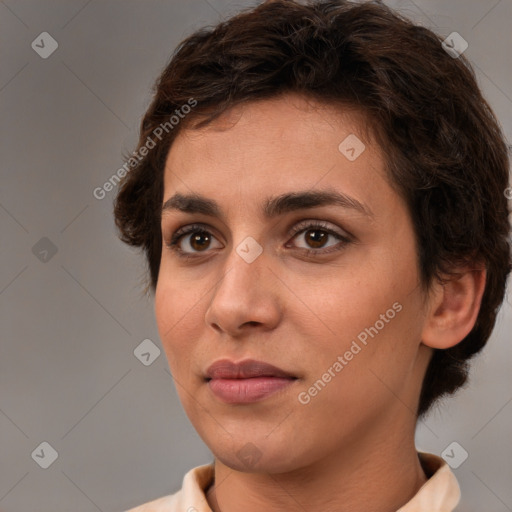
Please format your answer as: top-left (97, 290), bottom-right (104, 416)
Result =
top-left (421, 264), bottom-right (487, 349)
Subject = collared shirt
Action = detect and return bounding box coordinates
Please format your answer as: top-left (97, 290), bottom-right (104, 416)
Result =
top-left (125, 452), bottom-right (460, 512)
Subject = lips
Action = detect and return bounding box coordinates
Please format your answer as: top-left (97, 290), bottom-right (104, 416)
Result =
top-left (205, 359), bottom-right (298, 404)
top-left (205, 358), bottom-right (297, 380)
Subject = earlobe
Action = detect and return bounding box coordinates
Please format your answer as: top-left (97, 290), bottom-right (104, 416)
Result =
top-left (421, 265), bottom-right (487, 350)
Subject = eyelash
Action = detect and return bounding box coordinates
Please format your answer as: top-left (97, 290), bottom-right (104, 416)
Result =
top-left (165, 220), bottom-right (352, 260)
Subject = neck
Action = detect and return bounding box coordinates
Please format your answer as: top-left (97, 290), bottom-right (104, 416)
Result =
top-left (206, 424), bottom-right (427, 512)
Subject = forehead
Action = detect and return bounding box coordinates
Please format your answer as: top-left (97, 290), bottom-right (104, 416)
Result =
top-left (162, 94), bottom-right (396, 221)
top-left (170, 94), bottom-right (373, 162)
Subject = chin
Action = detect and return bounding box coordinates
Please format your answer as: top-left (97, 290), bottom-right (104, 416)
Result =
top-left (212, 437), bottom-right (312, 474)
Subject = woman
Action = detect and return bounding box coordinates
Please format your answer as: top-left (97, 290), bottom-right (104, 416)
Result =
top-left (114, 1), bottom-right (511, 510)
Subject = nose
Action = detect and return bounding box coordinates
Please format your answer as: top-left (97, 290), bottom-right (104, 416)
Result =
top-left (204, 242), bottom-right (281, 337)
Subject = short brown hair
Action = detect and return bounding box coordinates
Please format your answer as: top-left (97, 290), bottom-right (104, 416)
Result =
top-left (114, 0), bottom-right (511, 417)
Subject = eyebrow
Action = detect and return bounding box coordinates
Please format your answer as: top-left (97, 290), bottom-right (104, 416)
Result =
top-left (161, 188), bottom-right (373, 221)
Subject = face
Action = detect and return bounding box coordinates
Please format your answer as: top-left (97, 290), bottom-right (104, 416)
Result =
top-left (155, 93), bottom-right (432, 473)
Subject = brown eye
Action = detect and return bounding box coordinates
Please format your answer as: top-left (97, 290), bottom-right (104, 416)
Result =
top-left (302, 229), bottom-right (329, 249)
top-left (289, 221), bottom-right (351, 254)
top-left (167, 224), bottom-right (223, 257)
top-left (188, 232), bottom-right (212, 252)
top-left (175, 230), bottom-right (222, 253)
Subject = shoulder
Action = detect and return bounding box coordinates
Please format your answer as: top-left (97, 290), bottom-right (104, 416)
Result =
top-left (125, 493), bottom-right (179, 512)
top-left (397, 452), bottom-right (461, 512)
top-left (124, 463), bottom-right (215, 512)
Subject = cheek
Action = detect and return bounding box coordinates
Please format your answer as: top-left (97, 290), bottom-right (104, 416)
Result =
top-left (154, 272), bottom-right (212, 381)
top-left (154, 277), bottom-right (191, 366)
top-left (154, 278), bottom-right (173, 342)
top-left (299, 267), bottom-right (412, 350)
top-left (295, 235), bottom-right (423, 375)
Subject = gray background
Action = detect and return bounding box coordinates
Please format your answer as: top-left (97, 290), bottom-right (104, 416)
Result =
top-left (1, 0), bottom-right (511, 511)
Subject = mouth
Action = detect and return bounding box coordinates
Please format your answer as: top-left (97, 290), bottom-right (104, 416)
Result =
top-left (205, 358), bottom-right (298, 404)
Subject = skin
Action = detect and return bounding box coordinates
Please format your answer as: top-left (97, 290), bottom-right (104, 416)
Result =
top-left (154, 92), bottom-right (486, 512)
